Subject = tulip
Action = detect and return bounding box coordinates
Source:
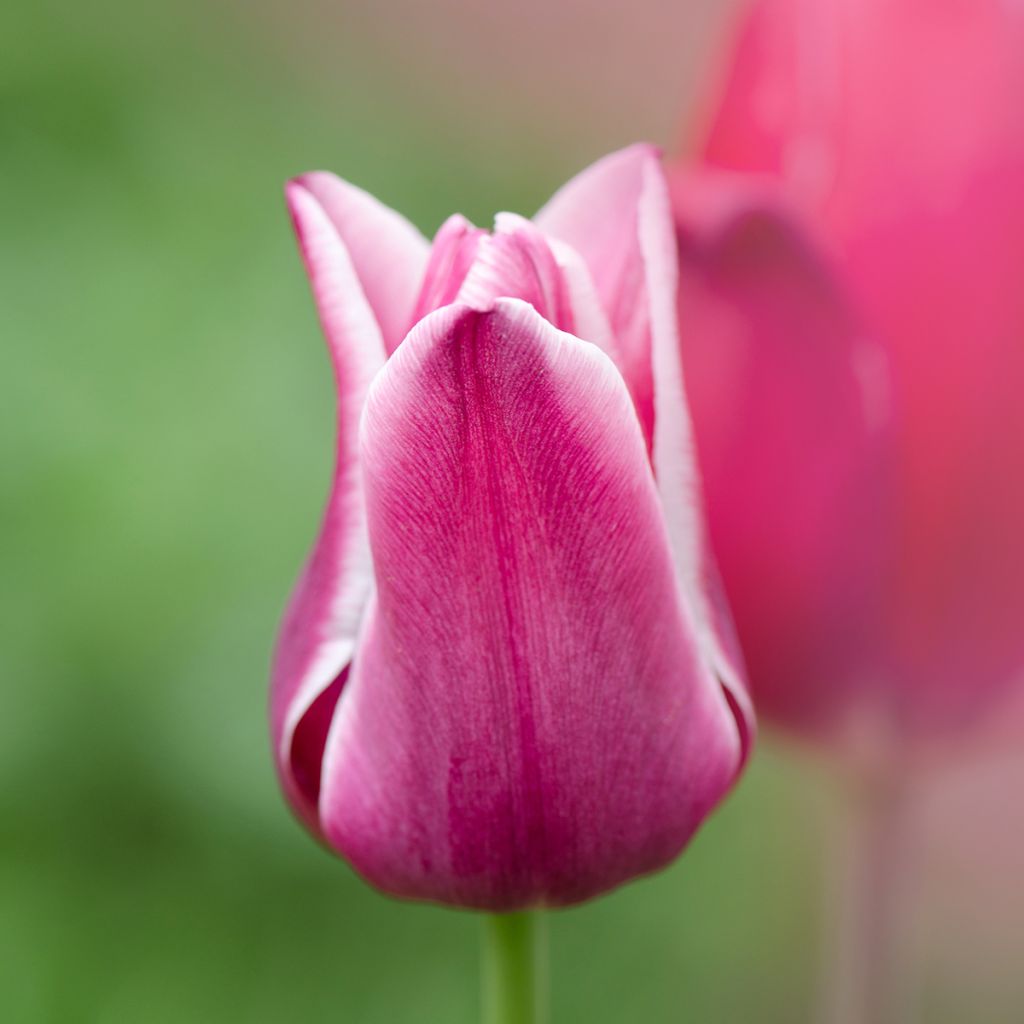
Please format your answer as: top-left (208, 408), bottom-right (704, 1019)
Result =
top-left (678, 2), bottom-right (1024, 1019)
top-left (669, 169), bottom-right (892, 748)
top-left (689, 0), bottom-right (1024, 744)
top-left (270, 145), bottom-right (752, 917)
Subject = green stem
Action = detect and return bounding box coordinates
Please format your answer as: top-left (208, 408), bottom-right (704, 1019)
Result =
top-left (481, 912), bottom-right (546, 1024)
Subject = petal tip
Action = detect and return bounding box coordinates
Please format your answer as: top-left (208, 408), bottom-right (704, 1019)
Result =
top-left (284, 177), bottom-right (322, 239)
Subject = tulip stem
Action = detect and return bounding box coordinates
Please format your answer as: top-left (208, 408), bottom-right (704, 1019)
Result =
top-left (481, 911), bottom-right (546, 1024)
top-left (823, 769), bottom-right (919, 1024)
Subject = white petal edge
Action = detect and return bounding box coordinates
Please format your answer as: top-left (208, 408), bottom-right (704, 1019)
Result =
top-left (276, 182), bottom-right (387, 779)
top-left (639, 159), bottom-right (754, 729)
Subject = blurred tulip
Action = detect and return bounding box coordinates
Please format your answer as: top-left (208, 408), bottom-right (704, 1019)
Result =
top-left (669, 169), bottom-right (892, 746)
top-left (271, 146), bottom-right (752, 910)
top-left (680, 3), bottom-right (1024, 1019)
top-left (685, 0), bottom-right (1024, 745)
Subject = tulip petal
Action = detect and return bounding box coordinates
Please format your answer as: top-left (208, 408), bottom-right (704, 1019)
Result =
top-left (545, 237), bottom-right (619, 364)
top-left (535, 144), bottom-right (661, 447)
top-left (294, 172), bottom-right (430, 353)
top-left (319, 299), bottom-right (743, 908)
top-left (638, 159), bottom-right (755, 754)
top-left (270, 181), bottom-right (387, 832)
top-left (456, 213), bottom-right (620, 363)
top-left (458, 213), bottom-right (574, 332)
top-left (671, 168), bottom-right (892, 738)
top-left (539, 145), bottom-right (754, 754)
top-left (411, 213), bottom-right (487, 323)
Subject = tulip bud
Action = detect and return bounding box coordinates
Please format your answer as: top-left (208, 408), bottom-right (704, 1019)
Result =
top-left (271, 147), bottom-right (753, 909)
top-left (668, 168), bottom-right (893, 745)
top-left (683, 0), bottom-right (1024, 744)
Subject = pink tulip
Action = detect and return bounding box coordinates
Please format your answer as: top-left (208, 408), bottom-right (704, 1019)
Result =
top-left (669, 169), bottom-right (892, 745)
top-left (682, 0), bottom-right (1024, 744)
top-left (271, 146), bottom-right (753, 910)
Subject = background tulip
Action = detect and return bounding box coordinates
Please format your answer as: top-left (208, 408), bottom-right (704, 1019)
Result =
top-left (678, 2), bottom-right (1024, 1020)
top-left (272, 147), bottom-right (752, 915)
top-left (690, 0), bottom-right (1024, 744)
top-left (669, 169), bottom-right (892, 748)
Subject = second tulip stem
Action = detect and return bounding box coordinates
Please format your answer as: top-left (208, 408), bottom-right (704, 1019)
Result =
top-left (482, 911), bottom-right (546, 1024)
top-left (823, 768), bottom-right (920, 1024)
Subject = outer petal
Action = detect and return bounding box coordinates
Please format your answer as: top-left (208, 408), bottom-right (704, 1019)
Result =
top-left (319, 299), bottom-right (743, 909)
top-left (697, 0), bottom-right (1024, 733)
top-left (535, 144), bottom-right (661, 447)
top-left (538, 147), bottom-right (753, 745)
top-left (270, 181), bottom-right (386, 832)
top-left (638, 157), bottom-right (754, 748)
top-left (671, 167), bottom-right (892, 739)
top-left (295, 172), bottom-right (430, 354)
top-left (545, 237), bottom-right (619, 365)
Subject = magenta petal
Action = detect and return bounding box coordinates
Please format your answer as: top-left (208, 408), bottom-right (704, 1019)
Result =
top-left (456, 211), bottom-right (620, 362)
top-left (540, 146), bottom-right (753, 754)
top-left (639, 160), bottom-right (755, 754)
top-left (671, 168), bottom-right (892, 738)
top-left (318, 299), bottom-right (743, 909)
top-left (411, 214), bottom-right (487, 324)
top-left (536, 144), bottom-right (663, 448)
top-left (270, 182), bottom-right (387, 832)
top-left (458, 214), bottom-right (574, 332)
top-left (545, 238), bottom-right (619, 364)
top-left (294, 172), bottom-right (429, 354)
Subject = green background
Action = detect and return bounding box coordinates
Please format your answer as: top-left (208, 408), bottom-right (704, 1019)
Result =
top-left (2, 2), bottom-right (1015, 1021)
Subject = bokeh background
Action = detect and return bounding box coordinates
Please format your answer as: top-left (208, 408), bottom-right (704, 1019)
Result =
top-left (3, 1), bottom-right (1021, 1020)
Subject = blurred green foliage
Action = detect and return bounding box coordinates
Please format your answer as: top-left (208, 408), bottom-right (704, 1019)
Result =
top-left (1, 2), bottom-right (823, 1021)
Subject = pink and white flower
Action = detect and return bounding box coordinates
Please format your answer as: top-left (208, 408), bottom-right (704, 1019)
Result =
top-left (271, 147), bottom-right (753, 910)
